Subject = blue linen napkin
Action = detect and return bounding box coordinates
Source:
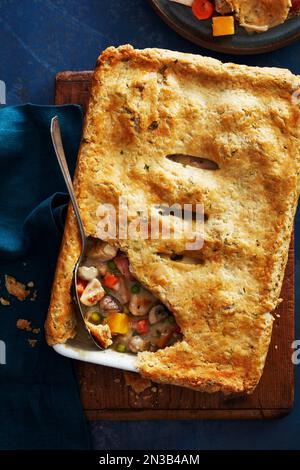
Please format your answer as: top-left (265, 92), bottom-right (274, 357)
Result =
top-left (0, 104), bottom-right (91, 449)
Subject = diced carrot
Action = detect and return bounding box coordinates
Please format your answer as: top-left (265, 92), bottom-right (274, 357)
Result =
top-left (136, 319), bottom-right (149, 335)
top-left (192, 0), bottom-right (214, 20)
top-left (106, 312), bottom-right (129, 335)
top-left (76, 278), bottom-right (87, 296)
top-left (88, 295), bottom-right (99, 305)
top-left (103, 273), bottom-right (119, 289)
top-left (212, 16), bottom-right (235, 36)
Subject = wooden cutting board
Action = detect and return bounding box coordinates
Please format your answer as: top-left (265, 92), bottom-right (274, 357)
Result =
top-left (55, 71), bottom-right (295, 420)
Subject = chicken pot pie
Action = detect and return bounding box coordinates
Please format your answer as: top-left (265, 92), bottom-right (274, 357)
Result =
top-left (216, 0), bottom-right (292, 32)
top-left (46, 45), bottom-right (300, 394)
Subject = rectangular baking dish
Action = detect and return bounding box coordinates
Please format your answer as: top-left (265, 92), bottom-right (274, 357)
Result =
top-left (53, 323), bottom-right (138, 372)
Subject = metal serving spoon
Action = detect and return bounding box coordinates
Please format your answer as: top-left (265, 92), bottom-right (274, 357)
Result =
top-left (50, 116), bottom-right (103, 350)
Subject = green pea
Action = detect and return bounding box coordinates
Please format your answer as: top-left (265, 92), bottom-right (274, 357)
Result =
top-left (131, 284), bottom-right (140, 294)
top-left (116, 343), bottom-right (126, 353)
top-left (90, 312), bottom-right (101, 324)
top-left (108, 260), bottom-right (117, 271)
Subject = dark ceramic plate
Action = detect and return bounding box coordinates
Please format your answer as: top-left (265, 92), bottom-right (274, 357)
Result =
top-left (149, 0), bottom-right (300, 55)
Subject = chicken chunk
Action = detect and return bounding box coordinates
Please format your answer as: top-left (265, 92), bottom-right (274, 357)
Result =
top-left (129, 290), bottom-right (154, 316)
top-left (86, 240), bottom-right (118, 261)
top-left (80, 278), bottom-right (105, 306)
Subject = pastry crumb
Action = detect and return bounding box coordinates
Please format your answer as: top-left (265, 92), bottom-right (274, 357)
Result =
top-left (0, 297), bottom-right (10, 306)
top-left (124, 371), bottom-right (151, 394)
top-left (27, 281), bottom-right (34, 288)
top-left (5, 275), bottom-right (30, 301)
top-left (32, 328), bottom-right (40, 334)
top-left (30, 290), bottom-right (38, 302)
top-left (28, 339), bottom-right (38, 348)
top-left (16, 319), bottom-right (32, 331)
top-left (151, 386), bottom-right (158, 393)
top-left (113, 378), bottom-right (121, 384)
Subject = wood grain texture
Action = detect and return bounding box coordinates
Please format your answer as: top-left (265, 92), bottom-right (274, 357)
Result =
top-left (55, 71), bottom-right (295, 420)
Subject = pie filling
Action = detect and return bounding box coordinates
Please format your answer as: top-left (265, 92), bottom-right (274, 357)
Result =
top-left (75, 238), bottom-right (182, 353)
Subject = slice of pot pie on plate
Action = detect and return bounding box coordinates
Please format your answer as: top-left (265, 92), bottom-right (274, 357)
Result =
top-left (46, 45), bottom-right (300, 394)
top-left (216, 0), bottom-right (292, 32)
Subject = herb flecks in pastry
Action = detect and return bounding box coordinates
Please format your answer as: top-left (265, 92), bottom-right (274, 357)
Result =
top-left (46, 46), bottom-right (300, 395)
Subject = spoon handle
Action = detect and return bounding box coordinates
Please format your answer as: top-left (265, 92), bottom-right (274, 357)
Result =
top-left (50, 116), bottom-right (86, 248)
top-left (50, 116), bottom-right (102, 350)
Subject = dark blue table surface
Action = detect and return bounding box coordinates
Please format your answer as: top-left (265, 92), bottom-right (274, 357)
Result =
top-left (1, 0), bottom-right (299, 450)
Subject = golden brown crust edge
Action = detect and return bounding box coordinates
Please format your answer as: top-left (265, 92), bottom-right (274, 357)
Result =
top-left (137, 315), bottom-right (274, 394)
top-left (46, 54), bottom-right (106, 346)
top-left (45, 206), bottom-right (80, 345)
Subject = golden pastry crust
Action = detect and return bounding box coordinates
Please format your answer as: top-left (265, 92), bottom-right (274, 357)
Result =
top-left (86, 322), bottom-right (112, 349)
top-left (46, 45), bottom-right (300, 394)
top-left (45, 206), bottom-right (80, 344)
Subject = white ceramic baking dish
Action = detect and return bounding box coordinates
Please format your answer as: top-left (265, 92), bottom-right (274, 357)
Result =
top-left (53, 322), bottom-right (138, 372)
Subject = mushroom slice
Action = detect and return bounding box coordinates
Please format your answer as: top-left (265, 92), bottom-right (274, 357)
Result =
top-left (149, 305), bottom-right (169, 324)
top-left (100, 295), bottom-right (122, 312)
